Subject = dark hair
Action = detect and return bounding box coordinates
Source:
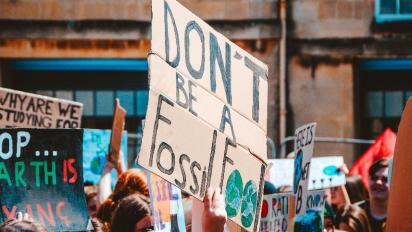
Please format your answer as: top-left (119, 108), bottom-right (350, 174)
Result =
top-left (368, 158), bottom-right (389, 177)
top-left (89, 218), bottom-right (109, 232)
top-left (110, 193), bottom-right (151, 232)
top-left (0, 219), bottom-right (48, 232)
top-left (336, 205), bottom-right (371, 232)
top-left (345, 175), bottom-right (369, 204)
top-left (97, 169), bottom-right (149, 225)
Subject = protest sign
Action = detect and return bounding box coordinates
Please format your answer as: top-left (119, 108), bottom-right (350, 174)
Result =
top-left (293, 123), bottom-right (316, 217)
top-left (139, 0), bottom-right (269, 230)
top-left (82, 129), bottom-right (128, 185)
top-left (387, 98), bottom-right (412, 231)
top-left (294, 190), bottom-right (325, 232)
top-left (308, 156), bottom-right (345, 190)
top-left (0, 87), bottom-right (83, 128)
top-left (260, 193), bottom-right (290, 232)
top-left (109, 99), bottom-right (126, 164)
top-left (0, 129), bottom-right (90, 231)
top-left (151, 0), bottom-right (268, 133)
top-left (148, 54), bottom-right (266, 157)
top-left (138, 91), bottom-right (266, 231)
top-left (147, 172), bottom-right (186, 232)
top-left (267, 159), bottom-right (294, 189)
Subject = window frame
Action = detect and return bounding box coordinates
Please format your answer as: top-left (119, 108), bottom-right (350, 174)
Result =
top-left (375, 0), bottom-right (412, 23)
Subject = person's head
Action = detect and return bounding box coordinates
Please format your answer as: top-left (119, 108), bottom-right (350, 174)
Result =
top-left (345, 175), bottom-right (369, 204)
top-left (368, 158), bottom-right (389, 201)
top-left (85, 187), bottom-right (99, 218)
top-left (335, 205), bottom-right (371, 232)
top-left (110, 193), bottom-right (152, 232)
top-left (97, 169), bottom-right (149, 224)
top-left (0, 219), bottom-right (48, 232)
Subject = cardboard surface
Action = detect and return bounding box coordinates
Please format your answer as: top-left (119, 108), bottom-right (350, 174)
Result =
top-left (293, 123), bottom-right (316, 217)
top-left (151, 0), bottom-right (268, 131)
top-left (148, 54), bottom-right (266, 159)
top-left (0, 129), bottom-right (89, 231)
top-left (148, 172), bottom-right (186, 232)
top-left (109, 99), bottom-right (126, 163)
top-left (267, 159), bottom-right (294, 188)
top-left (137, 91), bottom-right (266, 231)
top-left (260, 193), bottom-right (291, 232)
top-left (82, 129), bottom-right (128, 185)
top-left (387, 99), bottom-right (412, 231)
top-left (0, 87), bottom-right (83, 128)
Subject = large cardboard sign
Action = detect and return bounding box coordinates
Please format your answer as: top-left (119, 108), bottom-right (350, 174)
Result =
top-left (0, 87), bottom-right (83, 128)
top-left (140, 0), bottom-right (269, 230)
top-left (109, 99), bottom-right (126, 164)
top-left (0, 129), bottom-right (89, 231)
top-left (82, 129), bottom-right (128, 185)
top-left (387, 99), bottom-right (412, 231)
top-left (148, 54), bottom-right (266, 157)
top-left (147, 172), bottom-right (186, 231)
top-left (260, 193), bottom-right (290, 232)
top-left (138, 92), bottom-right (266, 231)
top-left (293, 123), bottom-right (316, 217)
top-left (267, 159), bottom-right (294, 188)
top-left (152, 0), bottom-right (268, 131)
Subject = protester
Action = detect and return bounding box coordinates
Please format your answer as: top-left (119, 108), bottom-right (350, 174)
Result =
top-left (85, 186), bottom-right (99, 218)
top-left (202, 187), bottom-right (227, 232)
top-left (345, 175), bottom-right (369, 205)
top-left (335, 205), bottom-right (371, 232)
top-left (0, 212), bottom-right (48, 232)
top-left (110, 193), bottom-right (152, 232)
top-left (357, 158), bottom-right (390, 232)
top-left (97, 168), bottom-right (149, 227)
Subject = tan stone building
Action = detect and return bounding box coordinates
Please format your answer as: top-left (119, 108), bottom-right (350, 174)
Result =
top-left (287, 0), bottom-right (412, 164)
top-left (0, 0), bottom-right (281, 160)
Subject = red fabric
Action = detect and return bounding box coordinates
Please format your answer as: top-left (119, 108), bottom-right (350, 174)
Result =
top-left (349, 128), bottom-right (396, 188)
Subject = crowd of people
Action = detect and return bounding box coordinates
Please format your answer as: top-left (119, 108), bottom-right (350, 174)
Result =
top-left (0, 152), bottom-right (390, 232)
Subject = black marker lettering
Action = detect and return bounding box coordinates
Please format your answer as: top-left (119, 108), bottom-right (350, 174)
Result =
top-left (219, 138), bottom-right (235, 189)
top-left (176, 73), bottom-right (188, 109)
top-left (210, 33), bottom-right (232, 104)
top-left (219, 105), bottom-right (236, 143)
top-left (156, 142), bottom-right (175, 175)
top-left (190, 161), bottom-right (201, 195)
top-left (175, 154), bottom-right (190, 189)
top-left (164, 1), bottom-right (180, 68)
top-left (244, 57), bottom-right (267, 123)
top-left (184, 21), bottom-right (205, 80)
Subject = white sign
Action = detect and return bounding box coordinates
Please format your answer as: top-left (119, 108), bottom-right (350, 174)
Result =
top-left (260, 193), bottom-right (290, 232)
top-left (309, 156), bottom-right (345, 190)
top-left (0, 87), bottom-right (83, 128)
top-left (293, 123), bottom-right (316, 217)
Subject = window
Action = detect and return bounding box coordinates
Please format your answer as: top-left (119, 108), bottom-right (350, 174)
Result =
top-left (375, 0), bottom-right (412, 23)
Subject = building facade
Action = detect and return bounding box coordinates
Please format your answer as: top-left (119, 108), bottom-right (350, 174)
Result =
top-left (287, 0), bottom-right (412, 164)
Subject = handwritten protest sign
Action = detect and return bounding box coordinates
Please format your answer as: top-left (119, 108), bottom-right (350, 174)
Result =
top-left (109, 99), bottom-right (126, 164)
top-left (267, 159), bottom-right (294, 189)
top-left (152, 0), bottom-right (268, 132)
top-left (82, 129), bottom-right (128, 185)
top-left (387, 98), bottom-right (412, 231)
top-left (0, 87), bottom-right (83, 128)
top-left (294, 190), bottom-right (325, 232)
top-left (148, 172), bottom-right (186, 231)
top-left (138, 0), bottom-right (268, 231)
top-left (308, 156), bottom-right (345, 190)
top-left (148, 54), bottom-right (267, 157)
top-left (0, 129), bottom-right (89, 231)
top-left (293, 123), bottom-right (316, 217)
top-left (260, 193), bottom-right (290, 232)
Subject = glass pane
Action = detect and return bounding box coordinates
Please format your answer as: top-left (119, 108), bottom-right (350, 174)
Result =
top-left (36, 90), bottom-right (54, 97)
top-left (117, 91), bottom-right (135, 115)
top-left (385, 91), bottom-right (403, 117)
top-left (401, 0), bottom-right (412, 13)
top-left (381, 0), bottom-right (397, 14)
top-left (405, 91), bottom-right (412, 102)
top-left (366, 91), bottom-right (383, 117)
top-left (96, 91), bottom-right (114, 116)
top-left (136, 90), bottom-right (149, 116)
top-left (76, 91), bottom-right (94, 116)
top-left (55, 90), bottom-right (73, 101)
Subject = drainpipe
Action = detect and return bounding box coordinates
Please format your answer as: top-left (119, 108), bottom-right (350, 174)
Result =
top-left (279, 0), bottom-right (287, 148)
